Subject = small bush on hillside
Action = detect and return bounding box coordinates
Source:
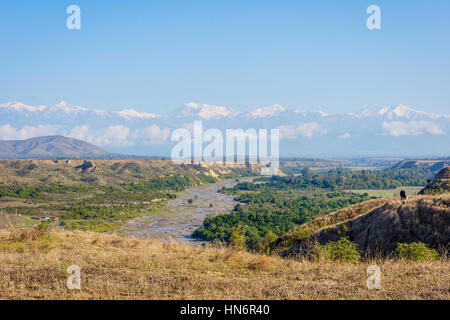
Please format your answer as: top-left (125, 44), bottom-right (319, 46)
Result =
top-left (314, 237), bottom-right (362, 263)
top-left (37, 221), bottom-right (51, 239)
top-left (256, 231), bottom-right (278, 254)
top-left (229, 224), bottom-right (248, 250)
top-left (291, 227), bottom-right (314, 242)
top-left (1, 221), bottom-right (54, 253)
top-left (396, 242), bottom-right (439, 262)
top-left (9, 221), bottom-right (51, 242)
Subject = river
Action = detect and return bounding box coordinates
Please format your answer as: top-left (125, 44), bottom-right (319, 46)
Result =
top-left (118, 179), bottom-right (248, 246)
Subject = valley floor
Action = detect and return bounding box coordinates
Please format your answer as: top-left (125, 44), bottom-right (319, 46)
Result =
top-left (0, 229), bottom-right (448, 300)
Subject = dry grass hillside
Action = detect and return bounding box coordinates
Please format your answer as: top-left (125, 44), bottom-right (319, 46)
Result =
top-left (392, 160), bottom-right (450, 171)
top-left (0, 227), bottom-right (448, 300)
top-left (282, 195), bottom-right (450, 259)
top-left (0, 159), bottom-right (241, 187)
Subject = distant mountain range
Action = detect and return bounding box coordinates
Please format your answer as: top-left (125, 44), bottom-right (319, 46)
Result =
top-left (0, 101), bottom-right (449, 157)
top-left (0, 136), bottom-right (110, 158)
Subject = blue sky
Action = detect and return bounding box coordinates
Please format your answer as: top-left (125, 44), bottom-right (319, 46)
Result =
top-left (1, 0), bottom-right (449, 114)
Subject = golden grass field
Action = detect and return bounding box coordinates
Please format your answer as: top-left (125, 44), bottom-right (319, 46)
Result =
top-left (0, 227), bottom-right (448, 300)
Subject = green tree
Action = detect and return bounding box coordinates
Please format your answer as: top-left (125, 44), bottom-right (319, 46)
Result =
top-left (315, 237), bottom-right (362, 263)
top-left (301, 167), bottom-right (313, 180)
top-left (229, 224), bottom-right (248, 250)
top-left (396, 242), bottom-right (439, 262)
top-left (256, 231), bottom-right (278, 254)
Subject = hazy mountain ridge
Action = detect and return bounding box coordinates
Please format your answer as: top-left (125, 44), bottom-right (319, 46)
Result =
top-left (392, 160), bottom-right (450, 171)
top-left (0, 136), bottom-right (110, 158)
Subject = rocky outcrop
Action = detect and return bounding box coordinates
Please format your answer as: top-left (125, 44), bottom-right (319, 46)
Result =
top-left (419, 167), bottom-right (450, 195)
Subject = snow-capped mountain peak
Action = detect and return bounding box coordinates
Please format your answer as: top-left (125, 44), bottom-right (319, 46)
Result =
top-left (354, 104), bottom-right (448, 120)
top-left (315, 110), bottom-right (329, 117)
top-left (390, 104), bottom-right (420, 118)
top-left (247, 104), bottom-right (285, 119)
top-left (116, 109), bottom-right (159, 120)
top-left (48, 101), bottom-right (89, 114)
top-left (358, 106), bottom-right (391, 118)
top-left (378, 106), bottom-right (390, 116)
top-left (386, 104), bottom-right (448, 120)
top-left (0, 101), bottom-right (47, 112)
top-left (178, 103), bottom-right (241, 120)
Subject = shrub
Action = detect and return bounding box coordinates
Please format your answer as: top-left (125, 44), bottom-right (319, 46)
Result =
top-left (1, 221), bottom-right (55, 253)
top-left (396, 242), bottom-right (439, 262)
top-left (314, 237), bottom-right (362, 263)
top-left (291, 227), bottom-right (314, 242)
top-left (37, 221), bottom-right (51, 239)
top-left (256, 231), bottom-right (278, 254)
top-left (229, 224), bottom-right (248, 250)
top-left (187, 199), bottom-right (193, 204)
